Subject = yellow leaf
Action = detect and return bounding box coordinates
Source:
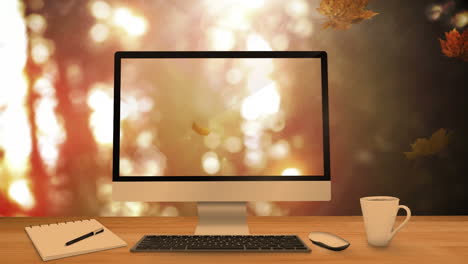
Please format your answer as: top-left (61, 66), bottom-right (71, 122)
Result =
top-left (404, 128), bottom-right (450, 160)
top-left (429, 128), bottom-right (449, 154)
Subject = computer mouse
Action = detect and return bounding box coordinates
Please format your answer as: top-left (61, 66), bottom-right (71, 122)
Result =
top-left (308, 232), bottom-right (350, 251)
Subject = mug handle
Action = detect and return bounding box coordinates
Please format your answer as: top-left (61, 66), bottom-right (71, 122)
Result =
top-left (389, 205), bottom-right (411, 240)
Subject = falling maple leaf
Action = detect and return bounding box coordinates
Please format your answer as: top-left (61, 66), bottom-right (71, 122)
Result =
top-left (404, 128), bottom-right (450, 160)
top-left (439, 28), bottom-right (468, 61)
top-left (317, 0), bottom-right (378, 30)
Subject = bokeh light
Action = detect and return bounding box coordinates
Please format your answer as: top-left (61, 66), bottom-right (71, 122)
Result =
top-left (143, 159), bottom-right (162, 176)
top-left (281, 168), bottom-right (301, 176)
top-left (27, 14), bottom-right (46, 34)
top-left (253, 201), bottom-right (272, 216)
top-left (120, 158), bottom-right (134, 175)
top-left (244, 150), bottom-right (266, 169)
top-left (426, 4), bottom-right (443, 21)
top-left (204, 133), bottom-right (221, 150)
top-left (87, 83), bottom-right (114, 145)
top-left (246, 34), bottom-right (273, 51)
top-left (161, 206), bottom-right (179, 217)
top-left (31, 38), bottom-right (52, 64)
top-left (0, 0), bottom-right (31, 178)
top-left (113, 7), bottom-right (147, 37)
top-left (90, 0), bottom-right (111, 20)
top-left (272, 34), bottom-right (289, 51)
top-left (136, 131), bottom-right (153, 148)
top-left (1, 103), bottom-right (32, 174)
top-left (35, 95), bottom-right (66, 170)
top-left (202, 151), bottom-right (221, 174)
top-left (241, 81), bottom-right (281, 120)
top-left (452, 11), bottom-right (468, 28)
top-left (209, 28), bottom-right (235, 50)
top-left (286, 0), bottom-right (309, 18)
top-left (269, 140), bottom-right (290, 160)
top-left (89, 23), bottom-right (109, 43)
top-left (8, 179), bottom-right (35, 210)
top-left (290, 18), bottom-right (313, 37)
top-left (224, 136), bottom-right (243, 153)
top-left (225, 67), bottom-right (243, 85)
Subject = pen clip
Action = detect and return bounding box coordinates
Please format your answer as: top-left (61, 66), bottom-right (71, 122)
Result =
top-left (94, 228), bottom-right (104, 235)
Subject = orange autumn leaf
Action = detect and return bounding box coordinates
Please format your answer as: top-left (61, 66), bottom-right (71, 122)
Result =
top-left (192, 122), bottom-right (210, 136)
top-left (439, 28), bottom-right (468, 61)
top-left (317, 0), bottom-right (378, 30)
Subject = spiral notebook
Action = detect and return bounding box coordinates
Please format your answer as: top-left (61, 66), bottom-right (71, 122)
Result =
top-left (25, 219), bottom-right (127, 261)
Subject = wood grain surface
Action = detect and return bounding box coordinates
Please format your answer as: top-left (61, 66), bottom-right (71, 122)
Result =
top-left (1, 216), bottom-right (467, 263)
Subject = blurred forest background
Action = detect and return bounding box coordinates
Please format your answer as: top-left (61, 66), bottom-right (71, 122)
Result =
top-left (0, 0), bottom-right (467, 217)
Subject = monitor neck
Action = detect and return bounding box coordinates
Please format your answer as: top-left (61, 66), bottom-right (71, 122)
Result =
top-left (195, 202), bottom-right (249, 235)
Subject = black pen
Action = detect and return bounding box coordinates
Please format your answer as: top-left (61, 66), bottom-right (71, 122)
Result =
top-left (65, 228), bottom-right (104, 246)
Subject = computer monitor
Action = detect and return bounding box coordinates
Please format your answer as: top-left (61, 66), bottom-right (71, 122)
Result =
top-left (112, 51), bottom-right (330, 234)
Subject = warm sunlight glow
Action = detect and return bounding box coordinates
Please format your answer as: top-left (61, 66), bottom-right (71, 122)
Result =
top-left (209, 28), bottom-right (235, 50)
top-left (8, 179), bottom-right (35, 210)
top-left (35, 95), bottom-right (66, 170)
top-left (1, 104), bottom-right (32, 174)
top-left (206, 0), bottom-right (265, 31)
top-left (282, 167), bottom-right (301, 176)
top-left (218, 10), bottom-right (249, 31)
top-left (90, 110), bottom-right (114, 145)
top-left (241, 81), bottom-right (281, 120)
top-left (244, 0), bottom-right (265, 10)
top-left (0, 0), bottom-right (31, 177)
top-left (247, 72), bottom-right (273, 93)
top-left (246, 34), bottom-right (272, 51)
top-left (113, 7), bottom-right (147, 36)
top-left (87, 84), bottom-right (114, 145)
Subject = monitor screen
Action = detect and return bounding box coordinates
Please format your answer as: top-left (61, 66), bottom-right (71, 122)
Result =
top-left (118, 56), bottom-right (324, 177)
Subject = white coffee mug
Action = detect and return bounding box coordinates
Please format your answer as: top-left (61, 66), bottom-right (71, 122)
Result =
top-left (360, 196), bottom-right (411, 247)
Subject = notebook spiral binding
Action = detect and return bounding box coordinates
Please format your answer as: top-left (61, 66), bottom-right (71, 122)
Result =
top-left (28, 219), bottom-right (92, 228)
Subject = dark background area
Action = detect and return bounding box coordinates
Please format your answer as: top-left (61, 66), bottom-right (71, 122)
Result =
top-left (319, 0), bottom-right (468, 215)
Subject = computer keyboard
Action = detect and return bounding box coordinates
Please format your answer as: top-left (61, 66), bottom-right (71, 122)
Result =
top-left (131, 235), bottom-right (311, 252)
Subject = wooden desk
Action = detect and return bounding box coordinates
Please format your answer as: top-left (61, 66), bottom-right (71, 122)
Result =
top-left (1, 216), bottom-right (467, 263)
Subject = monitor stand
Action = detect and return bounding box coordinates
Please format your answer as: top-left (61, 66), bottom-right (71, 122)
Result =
top-left (195, 202), bottom-right (249, 235)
